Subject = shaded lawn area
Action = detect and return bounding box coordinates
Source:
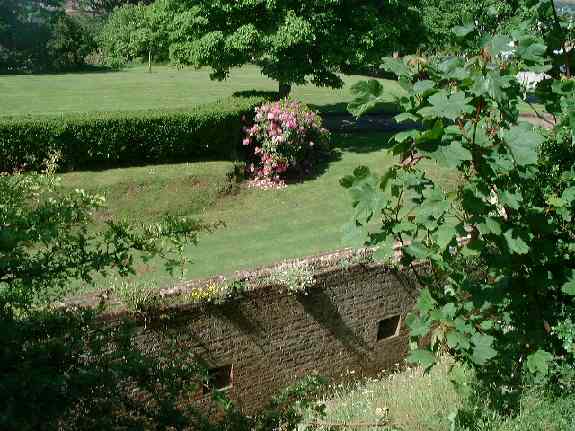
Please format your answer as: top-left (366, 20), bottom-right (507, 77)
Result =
top-left (0, 64), bottom-right (402, 117)
top-left (60, 131), bottom-right (459, 296)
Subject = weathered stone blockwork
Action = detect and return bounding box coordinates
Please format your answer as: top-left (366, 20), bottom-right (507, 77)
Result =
top-left (103, 255), bottom-right (420, 413)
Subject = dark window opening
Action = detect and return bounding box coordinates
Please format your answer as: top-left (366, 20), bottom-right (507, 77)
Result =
top-left (203, 365), bottom-right (233, 394)
top-left (377, 315), bottom-right (401, 341)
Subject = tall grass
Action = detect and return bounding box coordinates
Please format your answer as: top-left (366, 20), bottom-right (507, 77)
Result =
top-left (305, 357), bottom-right (575, 431)
top-left (304, 357), bottom-right (466, 431)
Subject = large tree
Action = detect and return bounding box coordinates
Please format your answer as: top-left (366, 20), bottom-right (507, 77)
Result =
top-left (99, 2), bottom-right (171, 71)
top-left (163, 0), bottom-right (421, 97)
top-left (0, 0), bottom-right (96, 73)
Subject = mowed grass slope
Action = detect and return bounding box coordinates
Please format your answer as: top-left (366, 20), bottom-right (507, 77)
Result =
top-left (60, 162), bottom-right (239, 224)
top-left (0, 65), bottom-right (402, 116)
top-left (60, 132), bottom-right (458, 292)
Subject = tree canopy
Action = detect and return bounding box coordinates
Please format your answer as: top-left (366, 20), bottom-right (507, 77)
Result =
top-left (99, 1), bottom-right (171, 70)
top-left (162, 0), bottom-right (421, 96)
top-left (0, 0), bottom-right (95, 72)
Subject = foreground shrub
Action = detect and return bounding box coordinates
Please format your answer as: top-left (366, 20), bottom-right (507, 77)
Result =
top-left (343, 3), bottom-right (575, 408)
top-left (0, 95), bottom-right (266, 172)
top-left (243, 99), bottom-right (330, 184)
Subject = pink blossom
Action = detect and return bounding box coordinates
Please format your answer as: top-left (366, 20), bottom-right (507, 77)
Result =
top-left (243, 138), bottom-right (251, 146)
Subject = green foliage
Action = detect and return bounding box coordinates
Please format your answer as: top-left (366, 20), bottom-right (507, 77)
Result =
top-left (79, 0), bottom-right (154, 15)
top-left (0, 0), bottom-right (97, 73)
top-left (343, 3), bottom-right (575, 404)
top-left (99, 1), bottom-right (171, 68)
top-left (0, 307), bottom-right (206, 430)
top-left (0, 95), bottom-right (266, 172)
top-left (418, 0), bottom-right (522, 52)
top-left (0, 161), bottom-right (204, 308)
top-left (46, 14), bottom-right (96, 71)
top-left (164, 0), bottom-right (421, 95)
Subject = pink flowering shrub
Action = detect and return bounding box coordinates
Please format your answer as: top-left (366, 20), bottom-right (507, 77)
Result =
top-left (243, 99), bottom-right (330, 184)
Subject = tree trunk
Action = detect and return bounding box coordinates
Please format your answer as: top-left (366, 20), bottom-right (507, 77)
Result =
top-left (148, 49), bottom-right (152, 73)
top-left (278, 82), bottom-right (291, 99)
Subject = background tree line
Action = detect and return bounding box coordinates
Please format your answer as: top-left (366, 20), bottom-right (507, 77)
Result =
top-left (0, 0), bottom-right (557, 77)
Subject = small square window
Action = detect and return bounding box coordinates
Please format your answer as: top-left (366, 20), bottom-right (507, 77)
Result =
top-left (377, 315), bottom-right (401, 341)
top-left (203, 365), bottom-right (233, 394)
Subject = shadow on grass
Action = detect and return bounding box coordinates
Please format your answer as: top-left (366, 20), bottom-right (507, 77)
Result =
top-left (3, 65), bottom-right (119, 77)
top-left (332, 132), bottom-right (393, 154)
top-left (311, 101), bottom-right (399, 116)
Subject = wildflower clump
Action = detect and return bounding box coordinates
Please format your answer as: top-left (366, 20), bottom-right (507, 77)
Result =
top-left (244, 99), bottom-right (330, 188)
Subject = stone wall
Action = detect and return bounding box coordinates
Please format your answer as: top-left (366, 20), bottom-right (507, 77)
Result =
top-left (97, 251), bottom-right (420, 414)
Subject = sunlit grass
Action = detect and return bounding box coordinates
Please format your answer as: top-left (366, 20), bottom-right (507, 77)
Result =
top-left (0, 64), bottom-right (402, 117)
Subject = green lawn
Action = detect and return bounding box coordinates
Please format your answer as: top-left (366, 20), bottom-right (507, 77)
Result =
top-left (61, 161), bottom-right (239, 224)
top-left (60, 132), bottom-right (458, 295)
top-left (0, 65), bottom-right (402, 117)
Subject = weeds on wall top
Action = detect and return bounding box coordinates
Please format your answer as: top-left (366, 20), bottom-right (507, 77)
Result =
top-left (343, 0), bottom-right (575, 401)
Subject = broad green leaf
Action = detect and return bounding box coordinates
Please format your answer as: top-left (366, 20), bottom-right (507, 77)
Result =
top-left (446, 330), bottom-right (470, 349)
top-left (503, 229), bottom-right (530, 255)
top-left (562, 274), bottom-right (575, 296)
top-left (341, 222), bottom-right (368, 247)
top-left (479, 320), bottom-right (494, 330)
top-left (525, 349), bottom-right (553, 376)
top-left (413, 80), bottom-right (435, 95)
top-left (382, 57), bottom-right (411, 77)
top-left (461, 240), bottom-right (483, 256)
top-left (418, 91), bottom-right (474, 121)
top-left (350, 176), bottom-right (388, 221)
top-left (472, 71), bottom-right (512, 102)
top-left (502, 124), bottom-right (544, 166)
top-left (405, 242), bottom-right (432, 259)
top-left (561, 186), bottom-right (575, 203)
top-left (445, 125), bottom-right (464, 136)
top-left (547, 195), bottom-right (566, 208)
top-left (394, 130), bottom-right (420, 143)
top-left (339, 175), bottom-right (355, 189)
top-left (499, 190), bottom-right (523, 209)
top-left (424, 140), bottom-right (473, 168)
top-left (452, 23), bottom-right (475, 39)
top-left (373, 235), bottom-right (397, 261)
top-left (477, 217), bottom-right (502, 236)
top-left (392, 221), bottom-right (417, 234)
top-left (417, 288), bottom-right (437, 314)
top-left (394, 113), bottom-right (419, 123)
top-left (441, 302), bottom-right (457, 320)
top-left (407, 349), bottom-right (436, 369)
top-left (516, 35), bottom-right (547, 63)
top-left (405, 314), bottom-right (431, 337)
top-left (471, 333), bottom-right (497, 365)
top-left (434, 224), bottom-right (456, 250)
top-left (483, 35), bottom-right (512, 57)
top-left (348, 79), bottom-right (387, 117)
top-left (353, 165), bottom-right (371, 179)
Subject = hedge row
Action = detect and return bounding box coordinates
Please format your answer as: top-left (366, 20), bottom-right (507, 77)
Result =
top-left (0, 95), bottom-right (270, 172)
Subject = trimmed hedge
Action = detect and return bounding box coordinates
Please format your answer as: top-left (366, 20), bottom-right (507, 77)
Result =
top-left (0, 95), bottom-right (270, 172)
